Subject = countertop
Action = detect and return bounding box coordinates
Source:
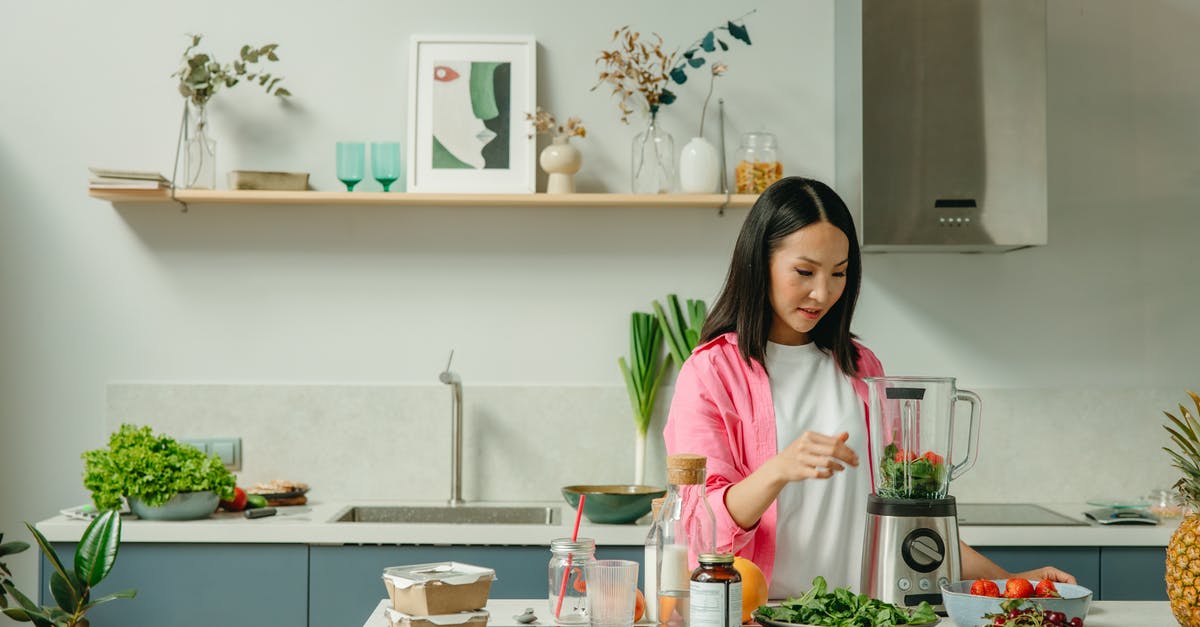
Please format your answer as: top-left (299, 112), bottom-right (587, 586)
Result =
top-left (360, 598), bottom-right (1178, 627)
top-left (35, 501), bottom-right (1180, 547)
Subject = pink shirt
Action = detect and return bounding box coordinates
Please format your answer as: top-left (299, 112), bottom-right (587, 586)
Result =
top-left (662, 331), bottom-right (885, 586)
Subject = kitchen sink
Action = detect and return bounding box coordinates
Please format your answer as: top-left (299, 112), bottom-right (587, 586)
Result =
top-left (332, 505), bottom-right (561, 525)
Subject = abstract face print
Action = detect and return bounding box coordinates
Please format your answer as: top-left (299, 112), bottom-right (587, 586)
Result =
top-left (431, 61), bottom-right (510, 169)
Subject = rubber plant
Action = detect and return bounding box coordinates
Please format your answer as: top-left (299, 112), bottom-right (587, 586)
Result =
top-left (0, 509), bottom-right (136, 626)
top-left (619, 311), bottom-right (668, 485)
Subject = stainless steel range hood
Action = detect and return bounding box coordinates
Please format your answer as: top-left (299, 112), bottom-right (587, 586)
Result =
top-left (835, 0), bottom-right (1047, 253)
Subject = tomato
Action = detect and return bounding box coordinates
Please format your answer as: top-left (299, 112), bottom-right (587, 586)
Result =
top-left (969, 578), bottom-right (1001, 597)
top-left (1003, 578), bottom-right (1034, 599)
top-left (1034, 578), bottom-right (1061, 598)
top-left (921, 451), bottom-right (945, 465)
top-left (220, 487), bottom-right (248, 512)
top-left (893, 449), bottom-right (919, 463)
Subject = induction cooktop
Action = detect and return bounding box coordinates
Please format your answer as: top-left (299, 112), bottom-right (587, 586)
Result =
top-left (956, 503), bottom-right (1088, 526)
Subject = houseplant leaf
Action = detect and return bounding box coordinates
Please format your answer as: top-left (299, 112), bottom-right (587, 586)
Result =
top-left (0, 541), bottom-right (29, 558)
top-left (20, 523), bottom-right (75, 602)
top-left (1, 581), bottom-right (53, 626)
top-left (74, 509), bottom-right (122, 587)
top-left (48, 571), bottom-right (79, 615)
top-left (80, 589), bottom-right (137, 611)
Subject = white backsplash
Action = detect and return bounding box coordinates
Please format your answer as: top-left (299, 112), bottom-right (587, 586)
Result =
top-left (107, 384), bottom-right (1182, 505)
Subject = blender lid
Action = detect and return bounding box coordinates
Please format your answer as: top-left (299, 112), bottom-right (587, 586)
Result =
top-left (885, 387), bottom-right (926, 400)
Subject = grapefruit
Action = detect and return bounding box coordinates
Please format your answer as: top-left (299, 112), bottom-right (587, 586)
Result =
top-left (733, 556), bottom-right (768, 623)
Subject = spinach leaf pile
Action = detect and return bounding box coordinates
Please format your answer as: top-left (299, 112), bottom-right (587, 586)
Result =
top-left (755, 577), bottom-right (938, 626)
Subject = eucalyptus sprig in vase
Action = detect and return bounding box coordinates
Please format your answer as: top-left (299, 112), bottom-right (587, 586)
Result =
top-left (171, 34), bottom-right (291, 189)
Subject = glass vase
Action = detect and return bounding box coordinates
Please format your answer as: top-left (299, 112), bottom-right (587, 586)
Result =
top-left (631, 115), bottom-right (675, 194)
top-left (183, 103), bottom-right (217, 189)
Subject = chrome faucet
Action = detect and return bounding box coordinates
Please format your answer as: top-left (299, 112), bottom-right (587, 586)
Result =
top-left (439, 351), bottom-right (465, 507)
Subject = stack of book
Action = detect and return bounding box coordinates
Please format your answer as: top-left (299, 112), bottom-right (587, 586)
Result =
top-left (88, 167), bottom-right (171, 190)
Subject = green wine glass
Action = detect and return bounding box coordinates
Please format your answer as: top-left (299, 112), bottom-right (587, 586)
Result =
top-left (336, 142), bottom-right (365, 191)
top-left (371, 142), bottom-right (402, 192)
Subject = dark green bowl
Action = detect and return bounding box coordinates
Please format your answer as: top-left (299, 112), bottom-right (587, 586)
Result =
top-left (561, 485), bottom-right (667, 524)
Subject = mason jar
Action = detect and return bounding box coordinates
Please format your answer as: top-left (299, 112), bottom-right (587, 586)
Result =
top-left (548, 537), bottom-right (596, 623)
top-left (734, 131), bottom-right (782, 193)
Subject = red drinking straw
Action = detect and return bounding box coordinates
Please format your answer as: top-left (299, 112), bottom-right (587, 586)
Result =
top-left (555, 494), bottom-right (587, 619)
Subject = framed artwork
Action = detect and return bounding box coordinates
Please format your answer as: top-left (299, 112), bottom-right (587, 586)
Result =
top-left (406, 35), bottom-right (536, 194)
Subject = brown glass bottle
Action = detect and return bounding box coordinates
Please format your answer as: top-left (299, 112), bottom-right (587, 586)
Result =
top-left (689, 553), bottom-right (742, 627)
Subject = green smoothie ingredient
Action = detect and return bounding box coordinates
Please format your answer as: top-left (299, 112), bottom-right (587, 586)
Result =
top-left (755, 576), bottom-right (938, 626)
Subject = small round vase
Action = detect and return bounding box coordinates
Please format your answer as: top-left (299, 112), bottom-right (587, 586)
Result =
top-left (539, 136), bottom-right (582, 194)
top-left (679, 137), bottom-right (720, 193)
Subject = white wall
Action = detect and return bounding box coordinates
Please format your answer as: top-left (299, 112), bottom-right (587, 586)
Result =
top-left (2, 0), bottom-right (1198, 607)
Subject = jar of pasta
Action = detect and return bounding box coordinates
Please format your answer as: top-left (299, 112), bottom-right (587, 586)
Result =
top-left (734, 131), bottom-right (782, 194)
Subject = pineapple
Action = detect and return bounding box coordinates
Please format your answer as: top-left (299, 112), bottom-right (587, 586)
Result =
top-left (1163, 391), bottom-right (1200, 626)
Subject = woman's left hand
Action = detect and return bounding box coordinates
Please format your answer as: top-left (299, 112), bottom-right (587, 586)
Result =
top-left (1011, 566), bottom-right (1076, 584)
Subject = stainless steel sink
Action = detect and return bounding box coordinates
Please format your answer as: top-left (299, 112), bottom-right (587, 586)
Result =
top-left (332, 505), bottom-right (561, 525)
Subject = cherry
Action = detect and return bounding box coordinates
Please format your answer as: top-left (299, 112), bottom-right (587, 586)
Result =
top-left (1068, 618), bottom-right (1084, 627)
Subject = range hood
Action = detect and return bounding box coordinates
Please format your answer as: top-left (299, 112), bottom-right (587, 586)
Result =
top-left (835, 0), bottom-right (1047, 253)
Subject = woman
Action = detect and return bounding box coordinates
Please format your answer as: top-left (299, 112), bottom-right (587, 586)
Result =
top-left (663, 176), bottom-right (1073, 596)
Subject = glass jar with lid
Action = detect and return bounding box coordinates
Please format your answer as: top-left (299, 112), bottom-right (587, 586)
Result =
top-left (734, 131), bottom-right (782, 193)
top-left (549, 536), bottom-right (596, 623)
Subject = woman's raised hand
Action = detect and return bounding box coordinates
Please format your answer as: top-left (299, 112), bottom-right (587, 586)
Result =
top-left (771, 431), bottom-right (859, 482)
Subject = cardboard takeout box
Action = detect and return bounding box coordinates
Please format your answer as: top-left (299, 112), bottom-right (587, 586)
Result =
top-left (382, 562), bottom-right (495, 615)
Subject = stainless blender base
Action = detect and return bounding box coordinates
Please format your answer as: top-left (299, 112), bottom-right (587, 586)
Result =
top-left (860, 495), bottom-right (961, 611)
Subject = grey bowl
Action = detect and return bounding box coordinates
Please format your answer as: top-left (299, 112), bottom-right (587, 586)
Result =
top-left (941, 579), bottom-right (1092, 627)
top-left (128, 491), bottom-right (219, 521)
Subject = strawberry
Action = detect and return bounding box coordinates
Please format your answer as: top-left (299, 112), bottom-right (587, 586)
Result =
top-left (969, 578), bottom-right (1001, 597)
top-left (1003, 578), bottom-right (1035, 599)
top-left (1034, 578), bottom-right (1060, 598)
top-left (921, 451), bottom-right (945, 465)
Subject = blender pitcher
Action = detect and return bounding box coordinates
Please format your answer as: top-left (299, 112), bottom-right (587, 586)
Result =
top-left (860, 376), bottom-right (982, 609)
top-left (865, 376), bottom-right (982, 499)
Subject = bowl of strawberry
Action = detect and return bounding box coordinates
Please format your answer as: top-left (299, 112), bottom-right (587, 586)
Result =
top-left (941, 577), bottom-right (1092, 627)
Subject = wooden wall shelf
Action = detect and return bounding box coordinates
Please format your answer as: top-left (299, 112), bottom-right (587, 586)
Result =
top-left (88, 189), bottom-right (758, 209)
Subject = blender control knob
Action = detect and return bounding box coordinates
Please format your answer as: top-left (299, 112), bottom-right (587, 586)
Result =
top-left (901, 528), bottom-right (946, 573)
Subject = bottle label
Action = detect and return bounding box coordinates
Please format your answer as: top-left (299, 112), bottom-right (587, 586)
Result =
top-left (689, 580), bottom-right (741, 627)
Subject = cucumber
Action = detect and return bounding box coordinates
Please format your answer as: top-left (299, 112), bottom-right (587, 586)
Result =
top-left (245, 494), bottom-right (268, 509)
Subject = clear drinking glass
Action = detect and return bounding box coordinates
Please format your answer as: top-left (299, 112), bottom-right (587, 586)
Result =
top-left (371, 142), bottom-right (402, 192)
top-left (585, 559), bottom-right (639, 627)
top-left (336, 142), bottom-right (365, 191)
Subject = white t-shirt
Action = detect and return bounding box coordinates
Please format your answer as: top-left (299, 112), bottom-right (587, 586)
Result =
top-left (765, 340), bottom-right (869, 598)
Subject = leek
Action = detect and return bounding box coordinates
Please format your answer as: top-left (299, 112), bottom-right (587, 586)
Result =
top-left (653, 294), bottom-right (708, 368)
top-left (618, 311), bottom-right (667, 485)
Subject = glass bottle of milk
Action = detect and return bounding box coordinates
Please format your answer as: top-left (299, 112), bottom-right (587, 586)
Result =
top-left (658, 454), bottom-right (717, 627)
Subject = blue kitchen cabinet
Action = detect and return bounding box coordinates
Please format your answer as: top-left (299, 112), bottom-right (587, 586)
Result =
top-left (40, 542), bottom-right (307, 627)
top-left (308, 544), bottom-right (642, 627)
top-left (975, 547), bottom-right (1101, 597)
top-left (1099, 547), bottom-right (1167, 600)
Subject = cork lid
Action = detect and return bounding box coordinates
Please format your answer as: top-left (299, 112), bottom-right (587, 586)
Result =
top-left (650, 497), bottom-right (665, 519)
top-left (667, 454), bottom-right (707, 470)
top-left (667, 454), bottom-right (707, 485)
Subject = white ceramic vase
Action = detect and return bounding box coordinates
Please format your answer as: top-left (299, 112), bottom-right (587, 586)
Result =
top-left (539, 136), bottom-right (582, 194)
top-left (678, 137), bottom-right (720, 193)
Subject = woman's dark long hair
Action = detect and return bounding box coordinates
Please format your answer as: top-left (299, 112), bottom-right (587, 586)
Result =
top-left (701, 176), bottom-right (863, 375)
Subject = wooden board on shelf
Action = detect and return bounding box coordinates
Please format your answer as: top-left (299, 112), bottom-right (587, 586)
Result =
top-left (88, 188), bottom-right (758, 209)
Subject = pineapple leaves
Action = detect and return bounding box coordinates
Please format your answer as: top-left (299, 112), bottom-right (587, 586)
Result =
top-left (1163, 390), bottom-right (1200, 505)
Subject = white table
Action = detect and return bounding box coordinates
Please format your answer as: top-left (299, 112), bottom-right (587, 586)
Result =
top-left (361, 598), bottom-right (1177, 627)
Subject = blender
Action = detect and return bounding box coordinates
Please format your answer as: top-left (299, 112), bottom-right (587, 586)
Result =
top-left (859, 376), bottom-right (981, 611)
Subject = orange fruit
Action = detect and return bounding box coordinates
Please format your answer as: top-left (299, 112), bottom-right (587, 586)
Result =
top-left (634, 589), bottom-right (646, 622)
top-left (733, 556), bottom-right (768, 624)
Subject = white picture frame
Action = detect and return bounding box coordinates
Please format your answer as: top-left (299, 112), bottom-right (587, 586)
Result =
top-left (406, 35), bottom-right (536, 194)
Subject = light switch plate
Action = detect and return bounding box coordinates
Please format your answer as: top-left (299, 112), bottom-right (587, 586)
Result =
top-left (179, 437), bottom-right (241, 470)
